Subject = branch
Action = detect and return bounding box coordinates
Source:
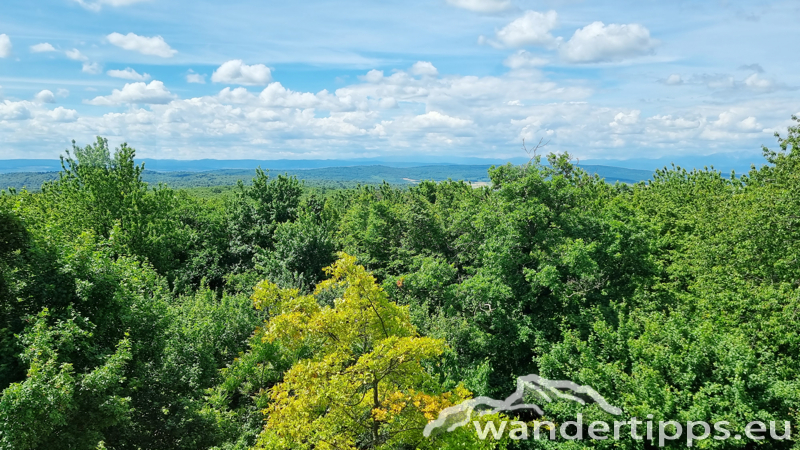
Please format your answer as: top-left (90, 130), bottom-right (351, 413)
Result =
top-left (523, 137), bottom-right (551, 166)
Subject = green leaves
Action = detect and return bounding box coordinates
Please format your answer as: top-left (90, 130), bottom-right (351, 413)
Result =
top-left (2, 126), bottom-right (800, 449)
top-left (249, 255), bottom-right (492, 450)
top-left (0, 309), bottom-right (132, 450)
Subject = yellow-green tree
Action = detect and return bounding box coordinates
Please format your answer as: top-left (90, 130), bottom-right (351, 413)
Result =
top-left (252, 254), bottom-right (502, 450)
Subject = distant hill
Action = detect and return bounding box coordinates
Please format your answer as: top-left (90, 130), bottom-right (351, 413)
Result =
top-left (0, 164), bottom-right (654, 192)
top-left (0, 152), bottom-right (764, 175)
top-left (0, 158), bottom-right (493, 174)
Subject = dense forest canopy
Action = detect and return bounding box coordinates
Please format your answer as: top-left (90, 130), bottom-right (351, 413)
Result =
top-left (1, 116), bottom-right (799, 449)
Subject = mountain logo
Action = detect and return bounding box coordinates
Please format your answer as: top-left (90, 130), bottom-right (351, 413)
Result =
top-left (423, 374), bottom-right (622, 437)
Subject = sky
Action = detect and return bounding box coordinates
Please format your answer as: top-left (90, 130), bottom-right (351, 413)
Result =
top-left (0, 0), bottom-right (798, 162)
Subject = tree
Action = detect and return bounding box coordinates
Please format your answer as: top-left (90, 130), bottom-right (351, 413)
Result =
top-left (250, 255), bottom-right (499, 450)
top-left (0, 309), bottom-right (132, 450)
top-left (227, 169), bottom-right (303, 273)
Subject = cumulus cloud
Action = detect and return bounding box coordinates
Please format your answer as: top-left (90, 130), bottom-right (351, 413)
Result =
top-left (379, 97), bottom-right (398, 109)
top-left (107, 32), bottom-right (177, 57)
top-left (86, 80), bottom-right (176, 105)
top-left (609, 110), bottom-right (640, 133)
top-left (30, 42), bottom-right (56, 53)
top-left (445, 0), bottom-right (511, 13)
top-left (66, 48), bottom-right (88, 61)
top-left (217, 87), bottom-right (256, 104)
top-left (412, 111), bottom-right (472, 128)
top-left (212, 60), bottom-right (272, 85)
top-left (560, 22), bottom-right (657, 63)
top-left (259, 82), bottom-right (320, 108)
top-left (107, 67), bottom-right (151, 81)
top-left (664, 74), bottom-right (683, 85)
top-left (0, 60), bottom-right (790, 162)
top-left (57, 89), bottom-right (70, 98)
top-left (0, 100), bottom-right (30, 120)
top-left (64, 49), bottom-right (101, 73)
top-left (363, 70), bottom-right (384, 83)
top-left (45, 107), bottom-right (79, 122)
top-left (504, 50), bottom-right (548, 69)
top-left (34, 90), bottom-right (56, 103)
top-left (494, 10), bottom-right (559, 48)
top-left (700, 110), bottom-right (764, 138)
top-left (82, 62), bottom-right (102, 74)
top-left (13, 64), bottom-right (583, 157)
top-left (186, 71), bottom-right (206, 84)
top-left (0, 34), bottom-right (12, 58)
top-left (410, 61), bottom-right (439, 77)
top-left (744, 73), bottom-right (773, 91)
top-left (737, 115), bottom-right (761, 131)
top-left (741, 73), bottom-right (794, 94)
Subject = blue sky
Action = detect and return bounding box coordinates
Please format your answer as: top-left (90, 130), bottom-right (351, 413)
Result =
top-left (0, 0), bottom-right (798, 161)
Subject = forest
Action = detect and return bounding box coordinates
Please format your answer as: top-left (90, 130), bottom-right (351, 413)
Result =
top-left (0, 161), bottom-right (655, 192)
top-left (0, 115), bottom-right (799, 449)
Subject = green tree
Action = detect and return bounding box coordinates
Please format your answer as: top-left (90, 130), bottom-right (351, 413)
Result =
top-left (0, 309), bottom-right (132, 450)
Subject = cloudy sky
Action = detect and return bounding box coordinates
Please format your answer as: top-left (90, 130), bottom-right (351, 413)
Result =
top-left (0, 0), bottom-right (798, 161)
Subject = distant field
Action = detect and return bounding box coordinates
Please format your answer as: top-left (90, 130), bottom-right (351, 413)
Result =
top-left (0, 164), bottom-right (655, 192)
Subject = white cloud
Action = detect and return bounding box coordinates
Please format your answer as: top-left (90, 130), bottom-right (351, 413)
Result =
top-left (30, 42), bottom-right (56, 53)
top-left (410, 61), bottom-right (439, 77)
top-left (107, 32), bottom-right (177, 58)
top-left (504, 50), bottom-right (548, 69)
top-left (646, 115), bottom-right (701, 130)
top-left (609, 110), bottom-right (640, 132)
top-left (20, 65), bottom-right (584, 157)
top-left (74, 0), bottom-right (151, 12)
top-left (742, 73), bottom-right (787, 93)
top-left (45, 107), bottom-right (79, 122)
top-left (379, 97), bottom-right (398, 109)
top-left (560, 22), bottom-right (657, 63)
top-left (66, 48), bottom-right (88, 61)
top-left (664, 74), bottom-right (683, 85)
top-left (363, 70), bottom-right (384, 83)
top-left (0, 34), bottom-right (12, 58)
top-left (107, 67), bottom-right (151, 81)
top-left (445, 0), bottom-right (511, 13)
top-left (494, 11), bottom-right (559, 48)
top-left (64, 49), bottom-right (101, 73)
top-left (682, 72), bottom-right (792, 94)
top-left (744, 73), bottom-right (772, 90)
top-left (217, 87), bottom-right (256, 104)
top-left (34, 90), bottom-right (56, 103)
top-left (82, 62), bottom-right (102, 74)
top-left (56, 89), bottom-right (70, 98)
top-left (738, 116), bottom-right (761, 131)
top-left (259, 82), bottom-right (319, 108)
top-left (698, 110), bottom-right (765, 139)
top-left (212, 60), bottom-right (272, 85)
top-left (186, 72), bottom-right (206, 84)
top-left (0, 100), bottom-right (30, 120)
top-left (411, 111), bottom-right (472, 128)
top-left (0, 59), bottom-right (791, 162)
top-left (86, 80), bottom-right (176, 105)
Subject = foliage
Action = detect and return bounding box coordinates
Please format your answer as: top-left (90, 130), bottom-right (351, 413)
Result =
top-left (250, 254), bottom-right (501, 450)
top-left (0, 309), bottom-right (132, 450)
top-left (1, 127), bottom-right (799, 449)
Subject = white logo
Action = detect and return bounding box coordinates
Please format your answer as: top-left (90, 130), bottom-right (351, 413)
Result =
top-left (423, 374), bottom-right (622, 437)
